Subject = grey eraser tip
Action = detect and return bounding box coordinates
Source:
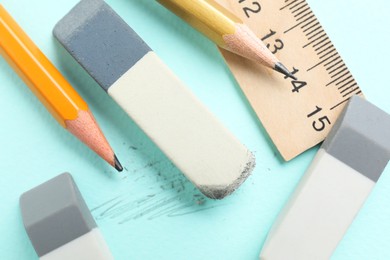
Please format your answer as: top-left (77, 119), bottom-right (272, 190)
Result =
top-left (20, 173), bottom-right (96, 257)
top-left (321, 96), bottom-right (390, 182)
top-left (53, 0), bottom-right (151, 91)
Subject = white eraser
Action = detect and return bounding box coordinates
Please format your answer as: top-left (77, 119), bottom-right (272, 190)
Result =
top-left (20, 173), bottom-right (113, 260)
top-left (53, 0), bottom-right (255, 199)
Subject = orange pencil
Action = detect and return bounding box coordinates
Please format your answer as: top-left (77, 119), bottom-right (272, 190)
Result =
top-left (0, 5), bottom-right (123, 171)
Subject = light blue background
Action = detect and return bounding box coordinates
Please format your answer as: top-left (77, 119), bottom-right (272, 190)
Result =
top-left (0, 0), bottom-right (389, 259)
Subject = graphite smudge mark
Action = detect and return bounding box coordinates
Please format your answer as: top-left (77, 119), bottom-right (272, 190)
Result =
top-left (91, 196), bottom-right (121, 212)
top-left (92, 190), bottom-right (224, 223)
top-left (91, 156), bottom-right (226, 223)
top-left (91, 175), bottom-right (225, 223)
top-left (132, 160), bottom-right (163, 174)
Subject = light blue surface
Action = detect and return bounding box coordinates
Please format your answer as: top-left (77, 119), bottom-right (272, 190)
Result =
top-left (0, 0), bottom-right (389, 259)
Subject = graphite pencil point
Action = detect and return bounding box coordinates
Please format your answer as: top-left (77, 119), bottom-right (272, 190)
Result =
top-left (157, 0), bottom-right (294, 81)
top-left (114, 155), bottom-right (123, 172)
top-left (274, 62), bottom-right (297, 80)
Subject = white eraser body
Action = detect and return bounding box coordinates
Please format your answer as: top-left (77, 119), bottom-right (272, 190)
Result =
top-left (109, 52), bottom-right (254, 197)
top-left (260, 149), bottom-right (374, 260)
top-left (41, 229), bottom-right (113, 260)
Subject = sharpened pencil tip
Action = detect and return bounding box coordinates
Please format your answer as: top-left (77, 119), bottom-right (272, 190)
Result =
top-left (114, 155), bottom-right (123, 172)
top-left (274, 62), bottom-right (297, 80)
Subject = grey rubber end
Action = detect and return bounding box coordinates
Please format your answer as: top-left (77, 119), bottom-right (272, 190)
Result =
top-left (322, 96), bottom-right (390, 182)
top-left (52, 0), bottom-right (104, 43)
top-left (199, 152), bottom-right (255, 199)
top-left (20, 173), bottom-right (97, 257)
top-left (53, 0), bottom-right (151, 91)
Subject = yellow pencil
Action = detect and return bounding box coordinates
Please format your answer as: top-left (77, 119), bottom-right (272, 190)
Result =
top-left (0, 5), bottom-right (123, 171)
top-left (158, 0), bottom-right (296, 79)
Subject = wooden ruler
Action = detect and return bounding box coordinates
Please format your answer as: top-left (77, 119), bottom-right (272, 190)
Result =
top-left (215, 0), bottom-right (363, 161)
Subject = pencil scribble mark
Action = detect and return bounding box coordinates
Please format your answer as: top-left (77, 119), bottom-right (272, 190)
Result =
top-left (92, 191), bottom-right (224, 224)
top-left (91, 159), bottom-right (226, 224)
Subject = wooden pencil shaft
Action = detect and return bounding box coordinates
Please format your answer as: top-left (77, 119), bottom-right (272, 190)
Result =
top-left (157, 0), bottom-right (241, 47)
top-left (0, 5), bottom-right (87, 127)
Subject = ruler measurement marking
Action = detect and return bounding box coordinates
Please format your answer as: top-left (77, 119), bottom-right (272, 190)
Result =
top-left (284, 15), bottom-right (315, 33)
top-left (307, 52), bottom-right (338, 71)
top-left (311, 36), bottom-right (329, 48)
top-left (331, 67), bottom-right (348, 78)
top-left (336, 75), bottom-right (353, 86)
top-left (289, 0), bottom-right (306, 11)
top-left (340, 83), bottom-right (357, 94)
top-left (285, 0), bottom-right (362, 142)
top-left (280, 0), bottom-right (299, 10)
top-left (327, 60), bottom-right (344, 71)
top-left (303, 33), bottom-right (326, 48)
top-left (307, 29), bottom-right (325, 40)
top-left (338, 79), bottom-right (355, 90)
top-left (335, 73), bottom-right (352, 85)
top-left (283, 0), bottom-right (360, 88)
top-left (295, 11), bottom-right (312, 23)
top-left (294, 7), bottom-right (311, 18)
top-left (334, 73), bottom-right (352, 86)
top-left (301, 17), bottom-right (316, 29)
top-left (342, 87), bottom-right (360, 98)
top-left (317, 45), bottom-right (334, 55)
top-left (307, 28), bottom-right (326, 40)
top-left (314, 41), bottom-right (331, 51)
top-left (330, 98), bottom-right (350, 110)
top-left (329, 64), bottom-right (346, 75)
top-left (335, 74), bottom-right (353, 86)
top-left (303, 22), bottom-right (321, 36)
top-left (283, 0), bottom-right (362, 104)
top-left (291, 3), bottom-right (308, 14)
top-left (314, 40), bottom-right (331, 51)
top-left (305, 24), bottom-right (321, 36)
top-left (326, 71), bottom-right (349, 86)
top-left (340, 85), bottom-right (354, 94)
top-left (296, 10), bottom-right (313, 21)
top-left (323, 56), bottom-right (341, 67)
top-left (319, 48), bottom-right (336, 59)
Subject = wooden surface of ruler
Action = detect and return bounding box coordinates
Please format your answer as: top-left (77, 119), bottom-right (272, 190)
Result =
top-left (215, 0), bottom-right (363, 161)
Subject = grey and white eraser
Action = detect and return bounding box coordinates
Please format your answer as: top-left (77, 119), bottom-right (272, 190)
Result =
top-left (322, 96), bottom-right (390, 182)
top-left (53, 0), bottom-right (255, 199)
top-left (20, 173), bottom-right (113, 260)
top-left (260, 96), bottom-right (390, 260)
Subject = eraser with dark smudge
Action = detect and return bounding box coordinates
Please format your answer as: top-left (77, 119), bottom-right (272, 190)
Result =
top-left (54, 0), bottom-right (255, 199)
